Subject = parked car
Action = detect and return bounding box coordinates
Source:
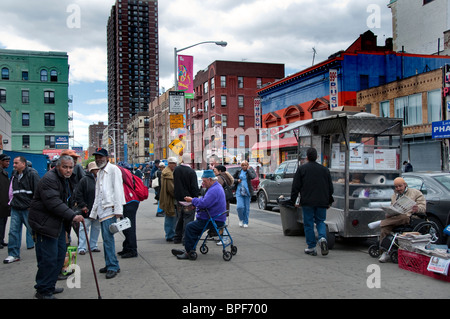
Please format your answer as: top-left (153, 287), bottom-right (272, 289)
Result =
top-left (257, 160), bottom-right (298, 210)
top-left (402, 172), bottom-right (450, 243)
top-left (225, 164), bottom-right (260, 201)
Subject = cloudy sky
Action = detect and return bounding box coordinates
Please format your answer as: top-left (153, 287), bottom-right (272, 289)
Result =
top-left (0, 0), bottom-right (393, 149)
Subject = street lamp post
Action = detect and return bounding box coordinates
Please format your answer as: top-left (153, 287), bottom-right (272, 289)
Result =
top-left (174, 41), bottom-right (227, 90)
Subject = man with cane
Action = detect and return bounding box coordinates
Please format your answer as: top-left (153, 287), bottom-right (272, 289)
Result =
top-left (29, 155), bottom-right (85, 299)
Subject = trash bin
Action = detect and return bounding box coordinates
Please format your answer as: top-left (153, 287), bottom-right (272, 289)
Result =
top-left (278, 197), bottom-right (304, 236)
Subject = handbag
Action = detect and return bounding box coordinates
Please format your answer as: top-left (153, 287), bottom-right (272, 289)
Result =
top-left (219, 175), bottom-right (233, 201)
top-left (151, 177), bottom-right (159, 188)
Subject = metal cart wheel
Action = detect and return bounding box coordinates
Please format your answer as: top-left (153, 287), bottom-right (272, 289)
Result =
top-left (223, 251), bottom-right (232, 261)
top-left (368, 244), bottom-right (380, 258)
top-left (200, 245), bottom-right (208, 254)
top-left (231, 245), bottom-right (237, 255)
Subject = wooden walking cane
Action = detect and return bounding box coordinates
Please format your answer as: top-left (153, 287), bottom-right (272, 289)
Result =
top-left (82, 220), bottom-right (102, 299)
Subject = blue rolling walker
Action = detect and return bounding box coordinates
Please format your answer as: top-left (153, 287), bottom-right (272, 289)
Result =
top-left (189, 210), bottom-right (237, 261)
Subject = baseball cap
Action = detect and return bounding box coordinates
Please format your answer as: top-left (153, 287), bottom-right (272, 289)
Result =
top-left (61, 149), bottom-right (80, 158)
top-left (0, 154), bottom-right (11, 161)
top-left (93, 148), bottom-right (109, 157)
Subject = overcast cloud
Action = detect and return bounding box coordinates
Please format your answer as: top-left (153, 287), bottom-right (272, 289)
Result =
top-left (0, 0), bottom-right (392, 148)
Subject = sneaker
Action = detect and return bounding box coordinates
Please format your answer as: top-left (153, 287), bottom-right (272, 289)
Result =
top-left (304, 248), bottom-right (317, 256)
top-left (3, 256), bottom-right (20, 264)
top-left (318, 237), bottom-right (329, 256)
top-left (243, 224), bottom-right (248, 228)
top-left (239, 221), bottom-right (243, 227)
top-left (378, 252), bottom-right (390, 263)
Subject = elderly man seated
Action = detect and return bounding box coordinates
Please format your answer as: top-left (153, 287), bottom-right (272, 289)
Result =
top-left (378, 177), bottom-right (426, 262)
top-left (171, 170), bottom-right (226, 260)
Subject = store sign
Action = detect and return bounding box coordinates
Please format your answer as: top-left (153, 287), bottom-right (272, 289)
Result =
top-left (329, 69), bottom-right (339, 109)
top-left (254, 98), bottom-right (261, 129)
top-left (432, 120), bottom-right (450, 139)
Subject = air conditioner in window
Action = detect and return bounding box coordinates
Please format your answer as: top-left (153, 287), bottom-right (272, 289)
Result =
top-left (23, 145), bottom-right (30, 148)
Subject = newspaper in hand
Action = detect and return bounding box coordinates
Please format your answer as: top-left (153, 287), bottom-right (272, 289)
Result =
top-left (382, 195), bottom-right (416, 216)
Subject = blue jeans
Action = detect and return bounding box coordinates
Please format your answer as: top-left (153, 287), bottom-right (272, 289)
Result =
top-left (184, 219), bottom-right (225, 252)
top-left (302, 206), bottom-right (327, 249)
top-left (100, 217), bottom-right (120, 271)
top-left (236, 193), bottom-right (251, 225)
top-left (8, 208), bottom-right (33, 258)
top-left (164, 215), bottom-right (176, 240)
top-left (78, 218), bottom-right (101, 252)
top-left (34, 225), bottom-right (66, 295)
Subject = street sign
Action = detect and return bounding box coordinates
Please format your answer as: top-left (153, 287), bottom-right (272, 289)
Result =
top-left (170, 114), bottom-right (184, 129)
top-left (168, 138), bottom-right (185, 155)
top-left (169, 91), bottom-right (185, 114)
top-left (432, 120), bottom-right (450, 139)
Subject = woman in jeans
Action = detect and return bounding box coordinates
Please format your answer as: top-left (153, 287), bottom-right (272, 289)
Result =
top-left (233, 161), bottom-right (256, 228)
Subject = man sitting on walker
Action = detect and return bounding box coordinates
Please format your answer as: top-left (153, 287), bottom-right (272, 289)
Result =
top-left (171, 170), bottom-right (226, 260)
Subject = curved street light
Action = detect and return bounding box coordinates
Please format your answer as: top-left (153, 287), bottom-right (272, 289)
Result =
top-left (174, 41), bottom-right (227, 90)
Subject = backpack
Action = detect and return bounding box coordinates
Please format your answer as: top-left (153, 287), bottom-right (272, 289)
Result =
top-left (219, 175), bottom-right (234, 201)
top-left (118, 166), bottom-right (148, 202)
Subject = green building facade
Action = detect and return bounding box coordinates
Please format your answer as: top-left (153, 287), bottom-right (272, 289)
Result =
top-left (0, 49), bottom-right (69, 154)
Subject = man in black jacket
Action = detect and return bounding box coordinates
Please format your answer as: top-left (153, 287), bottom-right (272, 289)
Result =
top-left (28, 155), bottom-right (84, 299)
top-left (173, 154), bottom-right (200, 244)
top-left (291, 148), bottom-right (333, 256)
top-left (0, 154), bottom-right (11, 248)
top-left (4, 156), bottom-right (40, 264)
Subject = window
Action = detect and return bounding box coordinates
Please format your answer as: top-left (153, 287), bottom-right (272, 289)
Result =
top-left (45, 135), bottom-right (55, 148)
top-left (427, 90), bottom-right (441, 123)
top-left (238, 96), bottom-right (244, 108)
top-left (44, 91), bottom-right (55, 104)
top-left (210, 77), bottom-right (215, 90)
top-left (380, 101), bottom-right (389, 117)
top-left (221, 95), bottom-right (227, 107)
top-left (238, 115), bottom-right (245, 127)
top-left (50, 70), bottom-right (58, 82)
top-left (222, 115), bottom-right (227, 127)
top-left (238, 76), bottom-right (244, 88)
top-left (220, 76), bottom-right (226, 88)
top-left (40, 69), bottom-right (48, 82)
top-left (360, 75), bottom-right (369, 90)
top-left (22, 71), bottom-right (29, 81)
top-left (22, 113), bottom-right (30, 126)
top-left (394, 94), bottom-right (422, 126)
top-left (22, 135), bottom-right (30, 148)
top-left (204, 118), bottom-right (209, 130)
top-left (0, 89), bottom-right (5, 103)
top-left (239, 135), bottom-right (245, 147)
top-left (1, 68), bottom-right (9, 80)
top-left (203, 82), bottom-right (208, 94)
top-left (204, 100), bottom-right (208, 112)
top-left (210, 97), bottom-right (215, 109)
top-left (22, 90), bottom-right (29, 104)
top-left (256, 78), bottom-right (262, 88)
top-left (44, 113), bottom-right (55, 126)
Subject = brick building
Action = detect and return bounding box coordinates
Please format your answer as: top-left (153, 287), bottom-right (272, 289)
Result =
top-left (357, 68), bottom-right (446, 171)
top-left (185, 60), bottom-right (284, 167)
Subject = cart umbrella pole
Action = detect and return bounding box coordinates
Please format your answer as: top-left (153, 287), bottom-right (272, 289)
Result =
top-left (81, 220), bottom-right (102, 299)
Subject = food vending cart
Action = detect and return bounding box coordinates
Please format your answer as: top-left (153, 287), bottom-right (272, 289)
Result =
top-left (286, 112), bottom-right (403, 244)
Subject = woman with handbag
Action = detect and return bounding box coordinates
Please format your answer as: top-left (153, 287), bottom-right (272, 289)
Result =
top-left (232, 161), bottom-right (256, 228)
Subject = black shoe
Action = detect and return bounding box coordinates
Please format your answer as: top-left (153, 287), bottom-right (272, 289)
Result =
top-left (53, 287), bottom-right (64, 294)
top-left (121, 252), bottom-right (138, 258)
top-left (176, 252), bottom-right (190, 260)
top-left (319, 238), bottom-right (329, 256)
top-left (35, 292), bottom-right (56, 299)
top-left (171, 249), bottom-right (185, 256)
top-left (106, 270), bottom-right (118, 279)
top-left (99, 267), bottom-right (120, 274)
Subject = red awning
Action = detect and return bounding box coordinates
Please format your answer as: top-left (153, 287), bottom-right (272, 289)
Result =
top-left (251, 136), bottom-right (297, 151)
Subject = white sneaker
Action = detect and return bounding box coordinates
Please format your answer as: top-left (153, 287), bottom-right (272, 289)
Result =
top-left (378, 252), bottom-right (390, 263)
top-left (3, 256), bottom-right (20, 264)
top-left (239, 221), bottom-right (243, 227)
top-left (243, 224), bottom-right (248, 228)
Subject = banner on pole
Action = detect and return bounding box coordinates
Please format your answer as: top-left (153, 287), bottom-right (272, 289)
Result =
top-left (178, 55), bottom-right (194, 99)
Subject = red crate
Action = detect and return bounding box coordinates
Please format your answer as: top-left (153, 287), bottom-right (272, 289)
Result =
top-left (398, 249), bottom-right (450, 282)
top-left (398, 249), bottom-right (428, 275)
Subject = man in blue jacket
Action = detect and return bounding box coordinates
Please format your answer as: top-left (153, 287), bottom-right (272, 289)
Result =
top-left (171, 170), bottom-right (226, 260)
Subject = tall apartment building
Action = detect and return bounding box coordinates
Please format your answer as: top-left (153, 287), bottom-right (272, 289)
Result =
top-left (0, 49), bottom-right (69, 154)
top-left (88, 121), bottom-right (107, 156)
top-left (107, 0), bottom-right (159, 161)
top-left (185, 61), bottom-right (284, 167)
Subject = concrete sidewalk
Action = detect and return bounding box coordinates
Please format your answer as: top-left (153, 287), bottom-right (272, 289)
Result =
top-left (0, 193), bottom-right (448, 300)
